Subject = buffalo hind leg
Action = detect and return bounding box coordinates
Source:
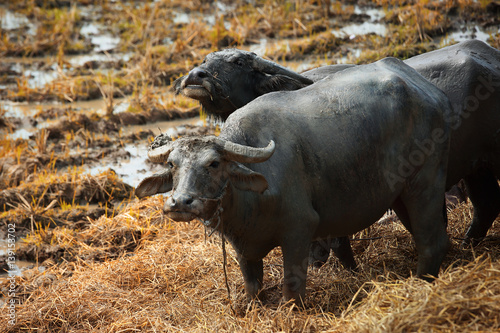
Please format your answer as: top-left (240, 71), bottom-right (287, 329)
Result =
top-left (309, 241), bottom-right (330, 267)
top-left (309, 237), bottom-right (357, 270)
top-left (330, 237), bottom-right (357, 270)
top-left (399, 167), bottom-right (449, 281)
top-left (463, 168), bottom-right (500, 246)
top-left (237, 255), bottom-right (264, 302)
top-left (392, 198), bottom-right (448, 236)
top-left (392, 197), bottom-right (412, 233)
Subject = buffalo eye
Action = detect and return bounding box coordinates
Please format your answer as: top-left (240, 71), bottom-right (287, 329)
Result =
top-left (234, 58), bottom-right (244, 67)
top-left (209, 161), bottom-right (220, 168)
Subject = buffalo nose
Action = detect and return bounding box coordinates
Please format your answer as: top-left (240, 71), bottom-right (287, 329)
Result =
top-left (169, 193), bottom-right (194, 208)
top-left (186, 68), bottom-right (208, 84)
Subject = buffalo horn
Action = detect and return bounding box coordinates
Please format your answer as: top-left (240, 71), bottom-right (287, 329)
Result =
top-left (216, 138), bottom-right (276, 163)
top-left (251, 56), bottom-right (313, 85)
top-left (148, 134), bottom-right (173, 163)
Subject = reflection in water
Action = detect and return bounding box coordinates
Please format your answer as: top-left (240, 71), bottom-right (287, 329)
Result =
top-left (80, 22), bottom-right (121, 52)
top-left (90, 34), bottom-right (121, 52)
top-left (68, 53), bottom-right (132, 67)
top-left (334, 5), bottom-right (387, 38)
top-left (173, 1), bottom-right (234, 28)
top-left (0, 7), bottom-right (37, 35)
top-left (339, 48), bottom-right (363, 64)
top-left (333, 21), bottom-right (388, 38)
top-left (81, 22), bottom-right (100, 36)
top-left (5, 128), bottom-right (32, 140)
top-left (10, 62), bottom-right (60, 89)
top-left (0, 238), bottom-right (34, 281)
top-left (1, 97), bottom-right (127, 139)
top-left (354, 5), bottom-right (386, 21)
top-left (440, 25), bottom-right (499, 45)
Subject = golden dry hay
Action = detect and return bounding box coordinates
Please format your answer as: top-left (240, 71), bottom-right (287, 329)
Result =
top-left (1, 197), bottom-right (499, 332)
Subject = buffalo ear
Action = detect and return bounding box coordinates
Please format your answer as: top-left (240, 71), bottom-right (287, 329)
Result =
top-left (229, 162), bottom-right (269, 194)
top-left (135, 170), bottom-right (173, 198)
top-left (256, 74), bottom-right (309, 95)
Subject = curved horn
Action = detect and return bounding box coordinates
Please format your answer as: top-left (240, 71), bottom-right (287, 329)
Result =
top-left (147, 133), bottom-right (173, 163)
top-left (215, 138), bottom-right (276, 163)
top-left (251, 56), bottom-right (313, 85)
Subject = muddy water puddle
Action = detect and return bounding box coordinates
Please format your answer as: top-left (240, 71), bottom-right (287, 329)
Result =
top-left (2, 51), bottom-right (131, 91)
top-left (0, 235), bottom-right (34, 282)
top-left (2, 97), bottom-right (129, 140)
top-left (92, 117), bottom-right (203, 188)
top-left (333, 21), bottom-right (388, 38)
top-left (0, 6), bottom-right (36, 35)
top-left (2, 102), bottom-right (203, 188)
top-left (334, 5), bottom-right (387, 38)
top-left (440, 25), bottom-right (500, 45)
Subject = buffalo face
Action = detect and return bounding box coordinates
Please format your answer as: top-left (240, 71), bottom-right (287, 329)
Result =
top-left (173, 49), bottom-right (312, 120)
top-left (135, 134), bottom-right (275, 223)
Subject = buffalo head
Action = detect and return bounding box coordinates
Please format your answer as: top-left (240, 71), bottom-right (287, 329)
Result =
top-left (172, 49), bottom-right (313, 119)
top-left (135, 133), bottom-right (275, 222)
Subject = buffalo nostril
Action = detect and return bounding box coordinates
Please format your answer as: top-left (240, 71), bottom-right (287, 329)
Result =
top-left (171, 194), bottom-right (194, 208)
top-left (183, 195), bottom-right (194, 206)
top-left (191, 68), bottom-right (208, 79)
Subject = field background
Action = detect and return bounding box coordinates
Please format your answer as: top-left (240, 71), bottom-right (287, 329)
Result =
top-left (1, 0), bottom-right (500, 331)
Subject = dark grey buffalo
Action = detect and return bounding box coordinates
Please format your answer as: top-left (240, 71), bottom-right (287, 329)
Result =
top-left (174, 40), bottom-right (500, 250)
top-left (404, 41), bottom-right (500, 244)
top-left (138, 58), bottom-right (452, 303)
top-left (173, 48), bottom-right (314, 119)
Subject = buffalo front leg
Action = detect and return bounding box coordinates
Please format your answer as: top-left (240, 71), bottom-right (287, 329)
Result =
top-left (463, 168), bottom-right (500, 245)
top-left (282, 239), bottom-right (312, 306)
top-left (236, 255), bottom-right (263, 302)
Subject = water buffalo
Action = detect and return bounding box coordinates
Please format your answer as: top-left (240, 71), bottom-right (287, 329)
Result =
top-left (137, 58), bottom-right (452, 303)
top-left (173, 49), bottom-right (359, 269)
top-left (404, 41), bottom-right (500, 244)
top-left (174, 40), bottom-right (500, 249)
top-left (173, 48), bottom-right (314, 119)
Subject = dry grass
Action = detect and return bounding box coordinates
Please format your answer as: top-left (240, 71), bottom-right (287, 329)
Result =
top-left (1, 197), bottom-right (499, 332)
top-left (1, 0), bottom-right (500, 331)
top-left (0, 168), bottom-right (133, 211)
top-left (337, 256), bottom-right (500, 332)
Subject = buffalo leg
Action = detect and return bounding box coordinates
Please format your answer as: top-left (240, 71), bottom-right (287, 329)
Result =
top-left (330, 237), bottom-right (357, 270)
top-left (282, 240), bottom-right (310, 306)
top-left (309, 241), bottom-right (330, 267)
top-left (400, 153), bottom-right (450, 280)
top-left (403, 191), bottom-right (449, 280)
top-left (394, 197), bottom-right (448, 234)
top-left (463, 169), bottom-right (500, 245)
top-left (236, 255), bottom-right (263, 302)
top-left (392, 197), bottom-right (412, 233)
top-left (443, 200), bottom-right (449, 228)
top-left (309, 237), bottom-right (357, 270)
